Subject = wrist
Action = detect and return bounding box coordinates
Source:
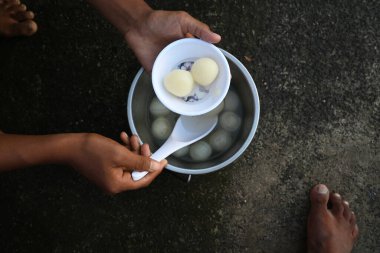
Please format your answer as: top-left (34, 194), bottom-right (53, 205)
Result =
top-left (88, 0), bottom-right (153, 35)
top-left (123, 9), bottom-right (153, 46)
top-left (123, 1), bottom-right (153, 34)
top-left (56, 133), bottom-right (88, 167)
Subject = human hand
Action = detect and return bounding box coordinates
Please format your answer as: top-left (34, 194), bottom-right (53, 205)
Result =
top-left (70, 132), bottom-right (167, 194)
top-left (124, 10), bottom-right (221, 72)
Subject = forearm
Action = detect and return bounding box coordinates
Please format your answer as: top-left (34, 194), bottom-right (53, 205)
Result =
top-left (87, 0), bottom-right (152, 35)
top-left (0, 133), bottom-right (83, 172)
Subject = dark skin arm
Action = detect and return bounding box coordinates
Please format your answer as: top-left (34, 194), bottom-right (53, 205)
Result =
top-left (0, 131), bottom-right (167, 194)
top-left (87, 0), bottom-right (221, 71)
top-left (0, 1), bottom-right (218, 193)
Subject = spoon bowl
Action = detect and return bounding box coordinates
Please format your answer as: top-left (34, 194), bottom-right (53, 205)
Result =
top-left (132, 115), bottom-right (218, 181)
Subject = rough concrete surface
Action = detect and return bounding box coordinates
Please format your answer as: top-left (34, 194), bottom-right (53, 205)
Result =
top-left (0, 0), bottom-right (379, 252)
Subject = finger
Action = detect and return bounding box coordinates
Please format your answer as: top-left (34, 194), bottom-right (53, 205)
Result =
top-left (122, 152), bottom-right (157, 172)
top-left (130, 135), bottom-right (141, 153)
top-left (141, 143), bottom-right (151, 157)
top-left (180, 12), bottom-right (221, 43)
top-left (120, 131), bottom-right (131, 149)
top-left (185, 32), bottom-right (194, 38)
top-left (120, 160), bottom-right (167, 190)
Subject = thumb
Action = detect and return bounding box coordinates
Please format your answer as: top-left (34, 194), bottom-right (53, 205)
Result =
top-left (180, 13), bottom-right (221, 43)
top-left (125, 152), bottom-right (167, 172)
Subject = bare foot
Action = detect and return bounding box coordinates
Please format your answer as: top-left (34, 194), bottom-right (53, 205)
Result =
top-left (0, 0), bottom-right (37, 37)
top-left (307, 184), bottom-right (359, 253)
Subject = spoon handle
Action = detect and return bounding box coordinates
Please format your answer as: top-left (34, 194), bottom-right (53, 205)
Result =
top-left (132, 137), bottom-right (185, 181)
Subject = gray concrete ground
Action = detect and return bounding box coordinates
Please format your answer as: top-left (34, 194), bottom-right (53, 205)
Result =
top-left (0, 0), bottom-right (379, 252)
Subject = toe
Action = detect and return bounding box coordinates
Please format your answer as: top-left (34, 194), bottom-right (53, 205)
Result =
top-left (11, 10), bottom-right (34, 21)
top-left (10, 19), bottom-right (37, 36)
top-left (352, 224), bottom-right (359, 240)
top-left (309, 184), bottom-right (330, 211)
top-left (349, 211), bottom-right (356, 225)
top-left (342, 200), bottom-right (351, 220)
top-left (4, 0), bottom-right (20, 9)
top-left (329, 192), bottom-right (344, 216)
top-left (7, 3), bottom-right (26, 13)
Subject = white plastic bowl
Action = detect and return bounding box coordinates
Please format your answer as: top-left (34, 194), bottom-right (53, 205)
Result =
top-left (152, 38), bottom-right (231, 116)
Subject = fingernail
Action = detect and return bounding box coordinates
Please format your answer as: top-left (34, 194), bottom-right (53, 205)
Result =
top-left (212, 32), bottom-right (221, 39)
top-left (317, 184), bottom-right (328, 194)
top-left (149, 161), bottom-right (161, 172)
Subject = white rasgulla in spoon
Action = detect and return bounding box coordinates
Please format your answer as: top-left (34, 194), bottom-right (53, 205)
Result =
top-left (149, 97), bottom-right (170, 117)
top-left (152, 117), bottom-right (172, 140)
top-left (209, 129), bottom-right (232, 152)
top-left (190, 141), bottom-right (212, 161)
top-left (220, 111), bottom-right (242, 132)
top-left (191, 58), bottom-right (219, 86)
top-left (164, 69), bottom-right (194, 97)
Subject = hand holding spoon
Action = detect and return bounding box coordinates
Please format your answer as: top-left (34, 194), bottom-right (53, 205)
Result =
top-left (132, 114), bottom-right (218, 181)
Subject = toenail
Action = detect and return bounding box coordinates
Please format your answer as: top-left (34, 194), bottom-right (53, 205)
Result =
top-left (317, 184), bottom-right (328, 194)
top-left (334, 193), bottom-right (341, 198)
top-left (343, 201), bottom-right (349, 206)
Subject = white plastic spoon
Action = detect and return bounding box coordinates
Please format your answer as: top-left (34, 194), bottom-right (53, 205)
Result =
top-left (132, 114), bottom-right (218, 181)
